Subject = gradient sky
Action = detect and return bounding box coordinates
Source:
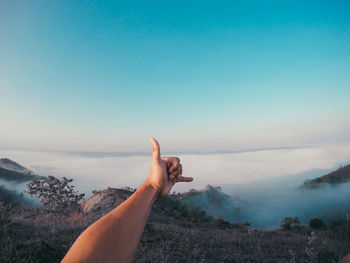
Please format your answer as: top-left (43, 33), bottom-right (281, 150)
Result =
top-left (1, 0), bottom-right (349, 152)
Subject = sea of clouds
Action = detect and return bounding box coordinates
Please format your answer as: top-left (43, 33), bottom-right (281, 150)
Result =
top-left (1, 142), bottom-right (349, 196)
top-left (1, 142), bottom-right (349, 228)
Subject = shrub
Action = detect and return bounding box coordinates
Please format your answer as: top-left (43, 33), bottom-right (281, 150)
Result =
top-left (281, 217), bottom-right (300, 230)
top-left (214, 217), bottom-right (232, 229)
top-left (281, 217), bottom-right (292, 230)
top-left (292, 217), bottom-right (301, 227)
top-left (26, 176), bottom-right (85, 217)
top-left (309, 218), bottom-right (326, 230)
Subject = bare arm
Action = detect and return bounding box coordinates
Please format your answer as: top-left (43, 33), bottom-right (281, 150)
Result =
top-left (61, 138), bottom-right (193, 263)
top-left (341, 254), bottom-right (350, 263)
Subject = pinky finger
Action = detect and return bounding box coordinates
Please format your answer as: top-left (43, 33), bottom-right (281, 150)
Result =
top-left (176, 176), bottom-right (193, 183)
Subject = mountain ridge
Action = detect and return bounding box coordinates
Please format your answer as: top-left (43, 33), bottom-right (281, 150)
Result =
top-left (304, 163), bottom-right (350, 187)
top-left (0, 158), bottom-right (32, 174)
top-left (0, 158), bottom-right (44, 183)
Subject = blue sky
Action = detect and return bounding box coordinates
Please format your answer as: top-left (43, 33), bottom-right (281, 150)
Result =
top-left (0, 0), bottom-right (349, 152)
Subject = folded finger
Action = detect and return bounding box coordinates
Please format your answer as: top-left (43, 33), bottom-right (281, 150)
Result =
top-left (177, 164), bottom-right (182, 176)
top-left (169, 157), bottom-right (180, 173)
top-left (169, 171), bottom-right (179, 180)
top-left (165, 160), bottom-right (172, 169)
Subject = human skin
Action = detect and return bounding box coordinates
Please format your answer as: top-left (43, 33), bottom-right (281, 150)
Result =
top-left (61, 138), bottom-right (193, 263)
top-left (341, 255), bottom-right (350, 263)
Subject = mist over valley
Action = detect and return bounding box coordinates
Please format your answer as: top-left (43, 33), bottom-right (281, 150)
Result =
top-left (1, 142), bottom-right (349, 229)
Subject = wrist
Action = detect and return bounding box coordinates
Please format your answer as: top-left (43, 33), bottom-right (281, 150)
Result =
top-left (144, 178), bottom-right (161, 200)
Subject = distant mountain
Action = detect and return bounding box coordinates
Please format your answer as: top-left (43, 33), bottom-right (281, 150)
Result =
top-left (0, 166), bottom-right (44, 182)
top-left (304, 164), bottom-right (350, 187)
top-left (0, 158), bottom-right (44, 183)
top-left (0, 158), bottom-right (32, 174)
top-left (0, 159), bottom-right (45, 206)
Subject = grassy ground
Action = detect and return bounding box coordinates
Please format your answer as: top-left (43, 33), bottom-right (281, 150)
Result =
top-left (1, 189), bottom-right (349, 263)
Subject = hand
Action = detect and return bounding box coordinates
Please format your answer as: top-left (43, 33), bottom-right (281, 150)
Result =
top-left (146, 138), bottom-right (193, 197)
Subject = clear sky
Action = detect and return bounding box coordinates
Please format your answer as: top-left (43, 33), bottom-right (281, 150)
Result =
top-left (1, 0), bottom-right (349, 152)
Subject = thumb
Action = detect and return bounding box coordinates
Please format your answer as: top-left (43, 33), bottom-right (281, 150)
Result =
top-left (151, 137), bottom-right (161, 163)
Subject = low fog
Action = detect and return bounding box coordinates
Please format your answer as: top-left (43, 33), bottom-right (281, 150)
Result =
top-left (229, 174), bottom-right (350, 228)
top-left (1, 142), bottom-right (349, 228)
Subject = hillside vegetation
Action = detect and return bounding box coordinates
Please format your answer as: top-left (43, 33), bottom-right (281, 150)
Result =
top-left (1, 184), bottom-right (350, 263)
top-left (1, 160), bottom-right (350, 262)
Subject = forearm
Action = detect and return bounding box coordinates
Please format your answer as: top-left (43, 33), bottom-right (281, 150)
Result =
top-left (62, 138), bottom-right (191, 263)
top-left (62, 181), bottom-right (159, 263)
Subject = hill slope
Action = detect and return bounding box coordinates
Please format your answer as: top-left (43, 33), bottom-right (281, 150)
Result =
top-left (305, 164), bottom-right (350, 187)
top-left (0, 158), bottom-right (44, 183)
top-left (0, 185), bottom-right (31, 206)
top-left (1, 186), bottom-right (349, 263)
top-left (0, 158), bottom-right (32, 174)
top-left (0, 166), bottom-right (43, 183)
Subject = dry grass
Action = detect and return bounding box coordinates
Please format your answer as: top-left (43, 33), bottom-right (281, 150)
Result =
top-left (0, 193), bottom-right (349, 263)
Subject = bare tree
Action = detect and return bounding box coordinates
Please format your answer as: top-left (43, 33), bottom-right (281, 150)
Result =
top-left (26, 176), bottom-right (85, 217)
